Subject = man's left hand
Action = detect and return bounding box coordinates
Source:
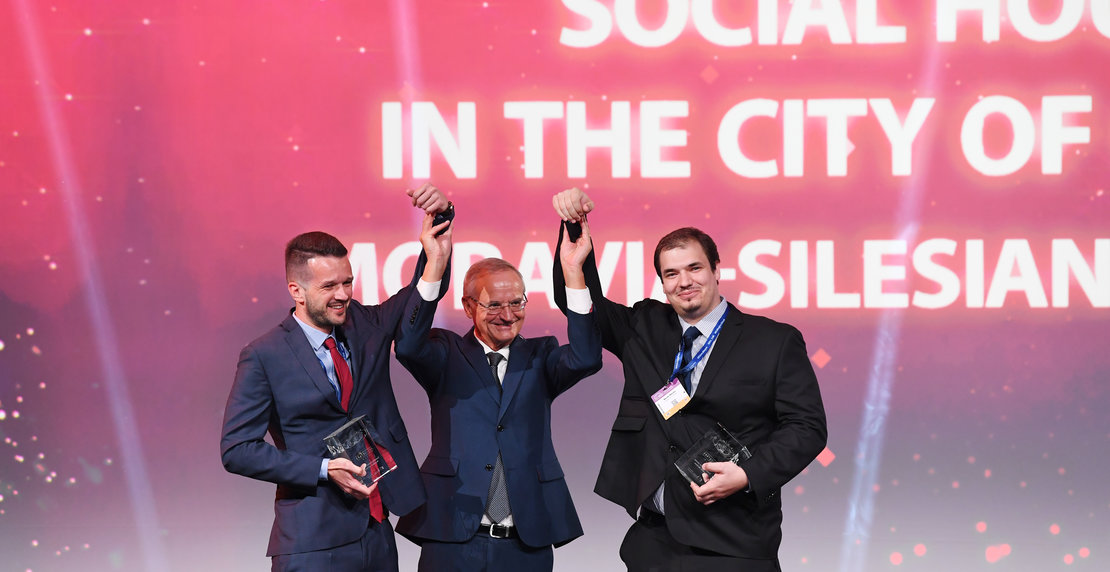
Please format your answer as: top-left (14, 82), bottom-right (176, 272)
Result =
top-left (559, 217), bottom-right (592, 289)
top-left (420, 211), bottom-right (452, 282)
top-left (690, 462), bottom-right (749, 505)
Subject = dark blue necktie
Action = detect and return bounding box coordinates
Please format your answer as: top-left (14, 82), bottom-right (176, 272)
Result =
top-left (679, 326), bottom-right (701, 394)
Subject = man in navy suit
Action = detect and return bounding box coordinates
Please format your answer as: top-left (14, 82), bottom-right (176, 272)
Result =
top-left (552, 188), bottom-right (827, 571)
top-left (393, 224), bottom-right (602, 571)
top-left (220, 185), bottom-right (452, 571)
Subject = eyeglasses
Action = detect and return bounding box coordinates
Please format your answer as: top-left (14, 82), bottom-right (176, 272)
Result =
top-left (467, 294), bottom-right (528, 315)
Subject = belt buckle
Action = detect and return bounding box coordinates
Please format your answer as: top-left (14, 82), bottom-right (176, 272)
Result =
top-left (488, 523), bottom-right (510, 539)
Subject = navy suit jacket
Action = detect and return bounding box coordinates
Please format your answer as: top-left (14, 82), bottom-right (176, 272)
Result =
top-left (393, 294), bottom-right (602, 548)
top-left (553, 223), bottom-right (827, 561)
top-left (220, 256), bottom-right (447, 557)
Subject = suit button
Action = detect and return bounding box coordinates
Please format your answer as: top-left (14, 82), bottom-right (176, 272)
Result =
top-left (668, 444), bottom-right (678, 452)
top-left (485, 464), bottom-right (494, 471)
top-left (496, 425), bottom-right (505, 432)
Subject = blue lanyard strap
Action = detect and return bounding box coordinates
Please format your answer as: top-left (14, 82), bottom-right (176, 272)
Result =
top-left (669, 305), bottom-right (729, 380)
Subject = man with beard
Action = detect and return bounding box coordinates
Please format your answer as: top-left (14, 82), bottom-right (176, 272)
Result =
top-left (552, 188), bottom-right (827, 571)
top-left (221, 185), bottom-right (452, 571)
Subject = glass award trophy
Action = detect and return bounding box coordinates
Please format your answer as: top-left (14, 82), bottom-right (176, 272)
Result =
top-left (323, 415), bottom-right (397, 486)
top-left (674, 423), bottom-right (753, 486)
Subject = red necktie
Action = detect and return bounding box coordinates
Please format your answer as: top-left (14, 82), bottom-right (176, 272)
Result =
top-left (324, 337), bottom-right (389, 522)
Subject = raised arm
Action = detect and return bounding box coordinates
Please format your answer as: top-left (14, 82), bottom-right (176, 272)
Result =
top-left (394, 200), bottom-right (455, 390)
top-left (362, 185), bottom-right (453, 328)
top-left (559, 210), bottom-right (591, 290)
top-left (551, 188), bottom-right (636, 358)
top-left (542, 215), bottom-right (603, 395)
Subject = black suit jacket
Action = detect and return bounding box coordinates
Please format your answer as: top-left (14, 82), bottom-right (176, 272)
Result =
top-left (221, 255), bottom-right (448, 557)
top-left (554, 223), bottom-right (827, 560)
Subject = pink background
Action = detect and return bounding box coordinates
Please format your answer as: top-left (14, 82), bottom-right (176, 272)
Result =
top-left (1, 1), bottom-right (1107, 570)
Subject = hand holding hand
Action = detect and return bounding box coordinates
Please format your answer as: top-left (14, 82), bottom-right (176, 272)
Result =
top-left (406, 183), bottom-right (450, 214)
top-left (552, 187), bottom-right (594, 222)
top-left (420, 210), bottom-right (452, 281)
top-left (560, 218), bottom-right (592, 288)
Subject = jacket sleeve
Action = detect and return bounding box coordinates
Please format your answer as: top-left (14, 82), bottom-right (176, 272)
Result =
top-left (551, 219), bottom-right (637, 359)
top-left (220, 343), bottom-right (322, 488)
top-left (739, 326), bottom-right (828, 505)
top-left (358, 249), bottom-right (452, 330)
top-left (542, 309), bottom-right (604, 397)
top-left (394, 293), bottom-right (451, 394)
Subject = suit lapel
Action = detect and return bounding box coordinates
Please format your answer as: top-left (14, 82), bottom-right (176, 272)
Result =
top-left (498, 336), bottom-right (532, 421)
top-left (462, 330), bottom-right (503, 406)
top-left (640, 312), bottom-right (683, 401)
top-left (695, 304), bottom-right (745, 399)
top-left (281, 314), bottom-right (344, 413)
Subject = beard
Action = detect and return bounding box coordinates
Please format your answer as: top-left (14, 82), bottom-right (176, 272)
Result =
top-left (306, 298), bottom-right (347, 329)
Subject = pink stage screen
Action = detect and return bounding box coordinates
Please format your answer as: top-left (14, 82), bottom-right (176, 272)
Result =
top-left (1, 1), bottom-right (1107, 570)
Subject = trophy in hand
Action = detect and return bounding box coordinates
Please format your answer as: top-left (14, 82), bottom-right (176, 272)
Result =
top-left (674, 423), bottom-right (752, 486)
top-left (323, 415), bottom-right (397, 487)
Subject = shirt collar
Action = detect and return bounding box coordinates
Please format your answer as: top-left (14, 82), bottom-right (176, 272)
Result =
top-left (473, 333), bottom-right (510, 360)
top-left (677, 297), bottom-right (728, 336)
top-left (292, 312), bottom-right (335, 351)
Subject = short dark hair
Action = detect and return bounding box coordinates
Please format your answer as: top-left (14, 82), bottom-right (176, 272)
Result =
top-left (652, 227), bottom-right (720, 278)
top-left (285, 231), bottom-right (348, 283)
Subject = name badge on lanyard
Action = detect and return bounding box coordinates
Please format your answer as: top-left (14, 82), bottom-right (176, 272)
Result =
top-left (650, 306), bottom-right (729, 420)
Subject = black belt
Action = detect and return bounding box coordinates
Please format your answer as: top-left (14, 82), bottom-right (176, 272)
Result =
top-left (477, 523), bottom-right (518, 539)
top-left (637, 508), bottom-right (666, 527)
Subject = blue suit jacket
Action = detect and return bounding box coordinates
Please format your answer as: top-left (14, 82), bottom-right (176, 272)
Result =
top-left (393, 295), bottom-right (602, 548)
top-left (220, 257), bottom-right (447, 557)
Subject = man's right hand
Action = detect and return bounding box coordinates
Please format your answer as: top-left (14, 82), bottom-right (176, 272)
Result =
top-left (420, 210), bottom-right (452, 282)
top-left (406, 182), bottom-right (450, 214)
top-left (553, 187), bottom-right (594, 222)
top-left (327, 458), bottom-right (377, 500)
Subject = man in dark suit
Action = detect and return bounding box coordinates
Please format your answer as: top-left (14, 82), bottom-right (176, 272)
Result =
top-left (552, 188), bottom-right (827, 571)
top-left (220, 185), bottom-right (452, 571)
top-left (392, 227), bottom-right (602, 571)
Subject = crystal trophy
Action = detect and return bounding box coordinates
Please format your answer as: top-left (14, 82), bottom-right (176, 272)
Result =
top-left (674, 423), bottom-right (752, 486)
top-left (323, 415), bottom-right (397, 486)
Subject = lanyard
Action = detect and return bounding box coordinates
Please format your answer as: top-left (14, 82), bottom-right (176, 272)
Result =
top-left (669, 305), bottom-right (729, 380)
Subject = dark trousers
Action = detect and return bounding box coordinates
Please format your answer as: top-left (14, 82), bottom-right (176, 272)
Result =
top-left (271, 519), bottom-right (399, 572)
top-left (417, 534), bottom-right (554, 572)
top-left (620, 511), bottom-right (781, 572)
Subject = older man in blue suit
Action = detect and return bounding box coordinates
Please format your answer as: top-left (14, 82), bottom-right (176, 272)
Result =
top-left (220, 185), bottom-right (452, 571)
top-left (393, 221), bottom-right (602, 571)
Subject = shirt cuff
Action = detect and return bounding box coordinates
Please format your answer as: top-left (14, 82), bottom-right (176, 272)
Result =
top-left (319, 458), bottom-right (330, 481)
top-left (417, 279), bottom-right (441, 302)
top-left (565, 287), bottom-right (592, 315)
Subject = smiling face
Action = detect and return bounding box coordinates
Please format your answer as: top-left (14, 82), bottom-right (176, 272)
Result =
top-left (464, 268), bottom-right (526, 351)
top-left (289, 255), bottom-right (354, 333)
top-left (658, 241), bottom-right (721, 324)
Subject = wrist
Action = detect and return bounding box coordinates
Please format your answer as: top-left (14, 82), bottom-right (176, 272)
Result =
top-left (563, 276), bottom-right (586, 290)
top-left (421, 263), bottom-right (447, 282)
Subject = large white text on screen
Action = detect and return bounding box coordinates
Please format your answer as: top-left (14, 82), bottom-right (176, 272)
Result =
top-left (349, 238), bottom-right (1108, 310)
top-left (381, 97), bottom-right (1090, 179)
